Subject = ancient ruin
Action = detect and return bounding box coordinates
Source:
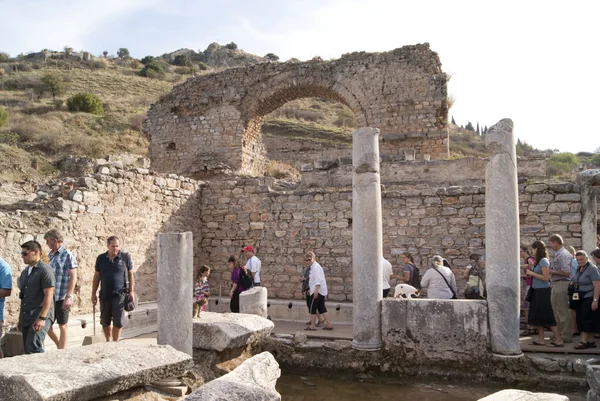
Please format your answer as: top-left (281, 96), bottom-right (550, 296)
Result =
top-left (1, 43), bottom-right (599, 399)
top-left (143, 44), bottom-right (450, 177)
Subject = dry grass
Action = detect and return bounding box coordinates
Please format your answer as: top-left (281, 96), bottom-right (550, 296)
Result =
top-left (265, 160), bottom-right (301, 181)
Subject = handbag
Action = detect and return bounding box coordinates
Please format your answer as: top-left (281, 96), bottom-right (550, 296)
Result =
top-left (525, 287), bottom-right (533, 303)
top-left (432, 267), bottom-right (457, 299)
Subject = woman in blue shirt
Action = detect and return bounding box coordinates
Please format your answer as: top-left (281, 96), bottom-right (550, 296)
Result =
top-left (525, 240), bottom-right (563, 347)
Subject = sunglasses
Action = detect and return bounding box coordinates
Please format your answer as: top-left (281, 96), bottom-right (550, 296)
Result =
top-left (21, 250), bottom-right (31, 256)
top-left (305, 259), bottom-right (312, 262)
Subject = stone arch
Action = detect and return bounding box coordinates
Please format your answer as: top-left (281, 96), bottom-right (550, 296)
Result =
top-left (144, 43), bottom-right (449, 178)
top-left (239, 81), bottom-right (368, 175)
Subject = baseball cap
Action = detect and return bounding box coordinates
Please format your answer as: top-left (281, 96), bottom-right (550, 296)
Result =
top-left (242, 245), bottom-right (255, 253)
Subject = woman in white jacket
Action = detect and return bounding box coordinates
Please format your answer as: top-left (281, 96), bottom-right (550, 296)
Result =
top-left (421, 255), bottom-right (457, 299)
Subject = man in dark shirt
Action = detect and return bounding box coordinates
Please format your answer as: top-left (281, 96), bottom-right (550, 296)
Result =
top-left (17, 241), bottom-right (55, 354)
top-left (91, 236), bottom-right (135, 342)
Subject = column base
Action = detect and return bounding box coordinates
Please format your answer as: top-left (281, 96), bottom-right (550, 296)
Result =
top-left (351, 340), bottom-right (382, 351)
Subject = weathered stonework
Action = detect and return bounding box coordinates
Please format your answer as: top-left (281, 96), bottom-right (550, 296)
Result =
top-left (144, 44), bottom-right (450, 178)
top-left (198, 178), bottom-right (583, 302)
top-left (0, 159), bottom-right (584, 324)
top-left (0, 167), bottom-right (203, 325)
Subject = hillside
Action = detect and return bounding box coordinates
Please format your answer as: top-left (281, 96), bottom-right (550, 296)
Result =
top-left (0, 45), bottom-right (595, 181)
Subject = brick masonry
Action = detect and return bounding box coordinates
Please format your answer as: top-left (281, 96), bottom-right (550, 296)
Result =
top-left (143, 44), bottom-right (450, 178)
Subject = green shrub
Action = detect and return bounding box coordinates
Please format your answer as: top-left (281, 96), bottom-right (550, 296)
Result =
top-left (590, 153), bottom-right (600, 166)
top-left (117, 48), bottom-right (130, 59)
top-left (66, 92), bottom-right (104, 115)
top-left (0, 52), bottom-right (9, 62)
top-left (140, 55), bottom-right (155, 65)
top-left (0, 106), bottom-right (8, 127)
top-left (197, 61), bottom-right (209, 71)
top-left (546, 152), bottom-right (579, 177)
top-left (265, 53), bottom-right (279, 61)
top-left (172, 54), bottom-right (192, 67)
top-left (138, 60), bottom-right (166, 78)
top-left (225, 42), bottom-right (238, 50)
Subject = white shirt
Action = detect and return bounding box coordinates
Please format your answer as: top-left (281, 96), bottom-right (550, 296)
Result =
top-left (420, 266), bottom-right (457, 299)
top-left (382, 258), bottom-right (393, 290)
top-left (245, 255), bottom-right (261, 283)
top-left (308, 261), bottom-right (328, 296)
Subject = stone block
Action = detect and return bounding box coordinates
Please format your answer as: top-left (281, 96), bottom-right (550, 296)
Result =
top-left (300, 164), bottom-right (313, 172)
top-left (193, 312), bottom-right (274, 352)
top-left (478, 389), bottom-right (568, 400)
top-left (69, 189), bottom-right (84, 202)
top-left (555, 193), bottom-right (581, 202)
top-left (525, 183), bottom-right (548, 193)
top-left (185, 352), bottom-right (281, 401)
top-left (382, 299), bottom-right (488, 361)
top-left (239, 287), bottom-right (268, 318)
top-left (0, 343), bottom-right (192, 401)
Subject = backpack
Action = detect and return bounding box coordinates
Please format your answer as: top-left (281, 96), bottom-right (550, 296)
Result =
top-left (409, 264), bottom-right (422, 289)
top-left (238, 267), bottom-right (253, 290)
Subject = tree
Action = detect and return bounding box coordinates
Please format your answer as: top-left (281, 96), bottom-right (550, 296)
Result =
top-left (102, 51), bottom-right (108, 58)
top-left (465, 121), bottom-right (475, 131)
top-left (0, 52), bottom-right (9, 62)
top-left (63, 46), bottom-right (73, 57)
top-left (591, 153), bottom-right (600, 166)
top-left (117, 48), bottom-right (130, 59)
top-left (140, 55), bottom-right (155, 65)
top-left (476, 122), bottom-right (480, 135)
top-left (451, 115), bottom-right (456, 125)
top-left (172, 54), bottom-right (192, 67)
top-left (40, 73), bottom-right (66, 100)
top-left (265, 53), bottom-right (279, 61)
top-left (0, 106), bottom-right (8, 128)
top-left (225, 42), bottom-right (238, 50)
top-left (138, 60), bottom-right (166, 78)
top-left (66, 92), bottom-right (104, 115)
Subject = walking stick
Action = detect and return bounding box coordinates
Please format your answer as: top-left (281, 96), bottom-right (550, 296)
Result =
top-left (219, 285), bottom-right (222, 312)
top-left (93, 305), bottom-right (96, 336)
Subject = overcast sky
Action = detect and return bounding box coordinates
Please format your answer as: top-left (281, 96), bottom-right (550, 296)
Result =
top-left (2, 0), bottom-right (599, 154)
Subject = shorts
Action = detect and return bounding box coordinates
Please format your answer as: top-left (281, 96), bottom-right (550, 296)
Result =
top-left (308, 293), bottom-right (327, 315)
top-left (54, 300), bottom-right (70, 325)
top-left (100, 294), bottom-right (125, 328)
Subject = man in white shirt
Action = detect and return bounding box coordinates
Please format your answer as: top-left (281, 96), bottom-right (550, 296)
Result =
top-left (243, 245), bottom-right (261, 287)
top-left (382, 257), bottom-right (393, 298)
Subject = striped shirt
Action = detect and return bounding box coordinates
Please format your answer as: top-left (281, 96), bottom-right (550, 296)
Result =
top-left (550, 246), bottom-right (572, 282)
top-left (48, 245), bottom-right (78, 301)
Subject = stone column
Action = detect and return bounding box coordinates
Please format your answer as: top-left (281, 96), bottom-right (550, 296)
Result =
top-left (157, 232), bottom-right (194, 356)
top-left (577, 170), bottom-right (600, 253)
top-left (485, 119), bottom-right (521, 355)
top-left (352, 127), bottom-right (383, 350)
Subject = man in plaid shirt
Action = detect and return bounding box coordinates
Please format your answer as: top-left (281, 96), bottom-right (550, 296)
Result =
top-left (44, 229), bottom-right (78, 349)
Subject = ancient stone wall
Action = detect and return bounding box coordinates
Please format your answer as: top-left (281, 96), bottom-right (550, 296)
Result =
top-left (0, 169), bottom-right (202, 325)
top-left (198, 177), bottom-right (582, 302)
top-left (0, 163), bottom-right (583, 323)
top-left (144, 44), bottom-right (449, 178)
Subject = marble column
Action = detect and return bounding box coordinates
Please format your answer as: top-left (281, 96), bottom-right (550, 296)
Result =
top-left (577, 170), bottom-right (600, 253)
top-left (352, 127), bottom-right (383, 350)
top-left (485, 119), bottom-right (521, 355)
top-left (157, 232), bottom-right (194, 356)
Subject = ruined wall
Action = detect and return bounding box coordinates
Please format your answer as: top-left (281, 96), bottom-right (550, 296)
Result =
top-left (144, 44), bottom-right (449, 178)
top-left (0, 169), bottom-right (202, 325)
top-left (300, 157), bottom-right (547, 188)
top-left (199, 177), bottom-right (582, 302)
top-left (0, 163), bottom-right (584, 323)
